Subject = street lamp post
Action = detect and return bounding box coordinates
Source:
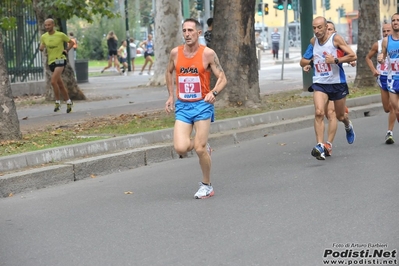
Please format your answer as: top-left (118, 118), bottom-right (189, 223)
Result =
top-left (300, 0), bottom-right (313, 90)
top-left (125, 0), bottom-right (131, 71)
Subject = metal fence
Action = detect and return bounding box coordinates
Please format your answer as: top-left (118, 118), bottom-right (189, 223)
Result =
top-left (2, 2), bottom-right (43, 83)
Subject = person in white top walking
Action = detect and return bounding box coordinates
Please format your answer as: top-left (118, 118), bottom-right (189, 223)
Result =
top-left (118, 40), bottom-right (128, 75)
top-left (270, 28), bottom-right (280, 60)
top-left (129, 38), bottom-right (137, 73)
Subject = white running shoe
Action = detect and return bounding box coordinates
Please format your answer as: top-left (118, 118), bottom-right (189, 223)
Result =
top-left (385, 131), bottom-right (394, 144)
top-left (194, 182), bottom-right (214, 199)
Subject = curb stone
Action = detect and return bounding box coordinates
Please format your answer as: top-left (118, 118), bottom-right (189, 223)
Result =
top-left (0, 95), bottom-right (383, 197)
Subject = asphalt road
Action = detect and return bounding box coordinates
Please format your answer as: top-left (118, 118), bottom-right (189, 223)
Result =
top-left (1, 112), bottom-right (397, 266)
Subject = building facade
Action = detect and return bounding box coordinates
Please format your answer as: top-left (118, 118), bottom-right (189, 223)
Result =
top-left (256, 0), bottom-right (398, 45)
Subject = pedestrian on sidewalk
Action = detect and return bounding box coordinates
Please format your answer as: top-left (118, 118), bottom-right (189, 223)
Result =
top-left (204, 17), bottom-right (213, 48)
top-left (118, 40), bottom-right (128, 75)
top-left (69, 32), bottom-right (78, 59)
top-left (139, 34), bottom-right (154, 75)
top-left (255, 32), bottom-right (263, 51)
top-left (129, 37), bottom-right (137, 73)
top-left (101, 31), bottom-right (121, 74)
top-left (165, 18), bottom-right (227, 199)
top-left (39, 18), bottom-right (74, 113)
top-left (305, 17), bottom-right (356, 160)
top-left (365, 23), bottom-right (395, 144)
top-left (271, 28), bottom-right (280, 60)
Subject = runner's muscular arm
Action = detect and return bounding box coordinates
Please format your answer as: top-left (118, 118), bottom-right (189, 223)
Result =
top-left (203, 49), bottom-right (227, 103)
top-left (165, 48), bottom-right (178, 113)
top-left (365, 42), bottom-right (380, 77)
top-left (66, 39), bottom-right (74, 51)
top-left (140, 40), bottom-right (147, 50)
top-left (325, 34), bottom-right (356, 64)
top-left (208, 49), bottom-right (227, 92)
top-left (39, 41), bottom-right (45, 52)
top-left (63, 39), bottom-right (74, 55)
top-left (300, 37), bottom-right (315, 70)
top-left (379, 37), bottom-right (388, 64)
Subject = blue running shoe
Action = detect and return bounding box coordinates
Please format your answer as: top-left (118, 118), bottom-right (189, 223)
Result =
top-left (311, 144), bottom-right (325, 160)
top-left (345, 121), bottom-right (355, 144)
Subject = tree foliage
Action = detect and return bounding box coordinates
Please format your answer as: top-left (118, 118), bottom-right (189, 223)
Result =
top-left (35, 0), bottom-right (118, 23)
top-left (0, 0), bottom-right (25, 30)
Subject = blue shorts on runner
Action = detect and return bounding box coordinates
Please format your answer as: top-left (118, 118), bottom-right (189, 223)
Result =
top-left (377, 75), bottom-right (388, 91)
top-left (387, 79), bottom-right (399, 94)
top-left (312, 83), bottom-right (349, 101)
top-left (175, 99), bottom-right (214, 124)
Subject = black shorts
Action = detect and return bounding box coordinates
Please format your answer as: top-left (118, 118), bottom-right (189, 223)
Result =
top-left (144, 52), bottom-right (154, 58)
top-left (109, 50), bottom-right (118, 56)
top-left (49, 60), bottom-right (66, 72)
top-left (312, 83), bottom-right (349, 101)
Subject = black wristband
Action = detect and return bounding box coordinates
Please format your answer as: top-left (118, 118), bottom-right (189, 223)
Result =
top-left (309, 59), bottom-right (314, 68)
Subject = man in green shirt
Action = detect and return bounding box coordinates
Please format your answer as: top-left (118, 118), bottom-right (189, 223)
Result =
top-left (39, 18), bottom-right (75, 113)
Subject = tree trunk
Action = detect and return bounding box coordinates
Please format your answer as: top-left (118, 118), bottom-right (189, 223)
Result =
top-left (32, 0), bottom-right (86, 101)
top-left (354, 0), bottom-right (381, 87)
top-left (0, 32), bottom-right (22, 140)
top-left (148, 0), bottom-right (183, 86)
top-left (213, 0), bottom-right (260, 107)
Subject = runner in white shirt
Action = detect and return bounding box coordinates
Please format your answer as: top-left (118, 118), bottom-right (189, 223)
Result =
top-left (308, 16), bottom-right (356, 160)
top-left (365, 23), bottom-right (395, 144)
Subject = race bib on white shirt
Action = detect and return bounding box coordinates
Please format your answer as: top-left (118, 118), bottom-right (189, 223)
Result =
top-left (390, 58), bottom-right (399, 76)
top-left (178, 76), bottom-right (202, 101)
top-left (377, 61), bottom-right (389, 75)
top-left (314, 61), bottom-right (333, 78)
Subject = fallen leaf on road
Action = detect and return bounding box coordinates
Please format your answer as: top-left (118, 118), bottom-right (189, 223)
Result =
top-left (32, 142), bottom-right (44, 148)
top-left (22, 117), bottom-right (28, 120)
top-left (51, 129), bottom-right (63, 136)
top-left (280, 143), bottom-right (286, 146)
top-left (90, 174), bottom-right (97, 178)
top-left (124, 191), bottom-right (133, 194)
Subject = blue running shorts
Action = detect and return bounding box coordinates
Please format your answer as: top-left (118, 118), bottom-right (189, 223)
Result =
top-left (175, 99), bottom-right (214, 124)
top-left (311, 83), bottom-right (349, 101)
top-left (387, 79), bottom-right (399, 94)
top-left (377, 75), bottom-right (388, 91)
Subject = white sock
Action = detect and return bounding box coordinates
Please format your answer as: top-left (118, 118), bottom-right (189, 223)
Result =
top-left (66, 99), bottom-right (72, 104)
top-left (55, 100), bottom-right (60, 104)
